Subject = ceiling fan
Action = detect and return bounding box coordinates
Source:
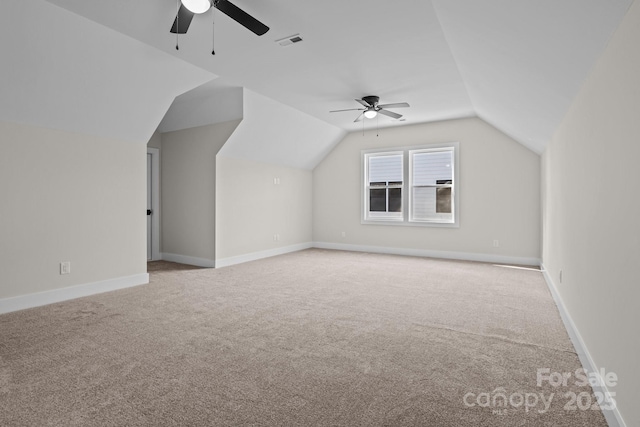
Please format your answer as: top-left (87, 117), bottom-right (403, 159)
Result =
top-left (170, 0), bottom-right (269, 36)
top-left (330, 96), bottom-right (410, 122)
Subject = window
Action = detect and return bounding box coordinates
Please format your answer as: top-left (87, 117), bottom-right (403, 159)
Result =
top-left (409, 148), bottom-right (455, 223)
top-left (363, 143), bottom-right (458, 227)
top-left (364, 152), bottom-right (403, 221)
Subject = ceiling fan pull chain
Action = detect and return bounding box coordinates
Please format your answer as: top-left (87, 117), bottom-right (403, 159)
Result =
top-left (175, 0), bottom-right (180, 50)
top-left (212, 9), bottom-right (216, 55)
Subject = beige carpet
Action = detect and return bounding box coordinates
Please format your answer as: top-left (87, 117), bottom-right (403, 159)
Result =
top-left (0, 249), bottom-right (607, 426)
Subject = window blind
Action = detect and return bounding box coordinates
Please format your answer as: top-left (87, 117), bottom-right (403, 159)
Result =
top-left (368, 154), bottom-right (403, 183)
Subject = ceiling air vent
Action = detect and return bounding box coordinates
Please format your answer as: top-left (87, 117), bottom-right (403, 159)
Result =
top-left (276, 34), bottom-right (303, 47)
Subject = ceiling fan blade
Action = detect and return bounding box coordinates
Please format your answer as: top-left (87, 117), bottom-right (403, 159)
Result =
top-left (330, 108), bottom-right (365, 113)
top-left (214, 0), bottom-right (269, 35)
top-left (354, 113), bottom-right (364, 122)
top-left (378, 109), bottom-right (403, 119)
top-left (377, 102), bottom-right (410, 109)
top-left (170, 4), bottom-right (195, 34)
top-left (355, 98), bottom-right (370, 107)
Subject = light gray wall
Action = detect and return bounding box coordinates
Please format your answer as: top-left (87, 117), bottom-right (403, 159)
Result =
top-left (542, 1), bottom-right (640, 424)
top-left (0, 121), bottom-right (146, 299)
top-left (215, 156), bottom-right (312, 261)
top-left (160, 120), bottom-right (241, 263)
top-left (313, 117), bottom-right (541, 262)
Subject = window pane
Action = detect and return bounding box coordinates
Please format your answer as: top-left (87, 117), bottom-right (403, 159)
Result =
top-left (370, 189), bottom-right (386, 212)
top-left (412, 186), bottom-right (436, 218)
top-left (436, 187), bottom-right (452, 213)
top-left (412, 151), bottom-right (453, 185)
top-left (389, 188), bottom-right (402, 212)
top-left (412, 186), bottom-right (453, 222)
top-left (369, 154), bottom-right (402, 183)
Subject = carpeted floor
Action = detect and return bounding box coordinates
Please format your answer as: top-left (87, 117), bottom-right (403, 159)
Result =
top-left (0, 249), bottom-right (607, 426)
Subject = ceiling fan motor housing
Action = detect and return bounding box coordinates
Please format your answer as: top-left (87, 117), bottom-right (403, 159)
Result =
top-left (362, 96), bottom-right (379, 107)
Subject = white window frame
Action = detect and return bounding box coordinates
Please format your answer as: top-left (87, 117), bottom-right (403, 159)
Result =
top-left (408, 146), bottom-right (457, 225)
top-left (363, 151), bottom-right (404, 222)
top-left (361, 142), bottom-right (459, 228)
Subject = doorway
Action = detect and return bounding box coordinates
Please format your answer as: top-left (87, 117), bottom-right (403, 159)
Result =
top-left (147, 147), bottom-right (160, 260)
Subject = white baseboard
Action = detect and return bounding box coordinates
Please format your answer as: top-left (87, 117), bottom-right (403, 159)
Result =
top-left (541, 264), bottom-right (625, 427)
top-left (215, 242), bottom-right (313, 268)
top-left (161, 252), bottom-right (215, 268)
top-left (0, 273), bottom-right (149, 315)
top-left (312, 242), bottom-right (541, 266)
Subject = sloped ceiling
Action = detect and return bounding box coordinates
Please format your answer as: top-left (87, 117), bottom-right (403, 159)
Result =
top-left (34, 0), bottom-right (635, 152)
top-left (0, 0), bottom-right (215, 143)
top-left (219, 90), bottom-right (346, 170)
top-left (158, 80), bottom-right (243, 133)
top-left (431, 0), bottom-right (634, 151)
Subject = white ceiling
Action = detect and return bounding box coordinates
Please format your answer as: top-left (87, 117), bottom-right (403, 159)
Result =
top-left (35, 0), bottom-right (635, 152)
top-left (158, 80), bottom-right (243, 133)
top-left (432, 0), bottom-right (634, 151)
top-left (219, 89), bottom-right (346, 170)
top-left (1, 0), bottom-right (215, 143)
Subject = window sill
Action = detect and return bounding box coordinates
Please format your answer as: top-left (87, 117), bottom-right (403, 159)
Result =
top-left (361, 219), bottom-right (459, 228)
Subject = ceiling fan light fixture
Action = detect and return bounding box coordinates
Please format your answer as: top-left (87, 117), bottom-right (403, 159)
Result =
top-left (364, 109), bottom-right (378, 119)
top-left (181, 0), bottom-right (211, 14)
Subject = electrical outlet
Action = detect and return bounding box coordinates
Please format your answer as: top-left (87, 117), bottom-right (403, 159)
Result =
top-left (559, 270), bottom-right (563, 284)
top-left (493, 239), bottom-right (499, 247)
top-left (60, 261), bottom-right (71, 275)
top-left (341, 231), bottom-right (346, 238)
top-left (273, 177), bottom-right (280, 185)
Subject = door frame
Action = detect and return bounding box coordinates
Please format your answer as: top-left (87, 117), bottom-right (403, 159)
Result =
top-left (147, 147), bottom-right (161, 261)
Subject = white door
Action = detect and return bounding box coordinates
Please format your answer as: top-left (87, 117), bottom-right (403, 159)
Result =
top-left (147, 153), bottom-right (152, 260)
top-left (147, 147), bottom-right (160, 261)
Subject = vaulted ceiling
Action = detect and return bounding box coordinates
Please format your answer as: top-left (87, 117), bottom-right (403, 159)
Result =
top-left (1, 0), bottom-right (215, 143)
top-left (5, 0), bottom-right (634, 154)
